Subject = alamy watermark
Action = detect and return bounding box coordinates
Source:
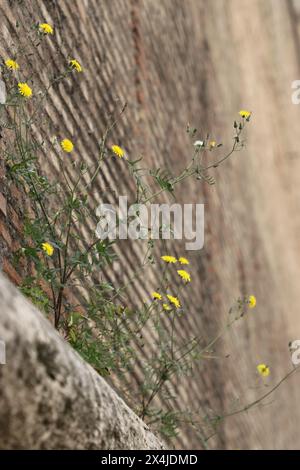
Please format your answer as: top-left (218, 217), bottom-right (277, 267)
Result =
top-left (290, 340), bottom-right (300, 366)
top-left (291, 81), bottom-right (300, 104)
top-left (0, 340), bottom-right (5, 365)
top-left (95, 196), bottom-right (204, 251)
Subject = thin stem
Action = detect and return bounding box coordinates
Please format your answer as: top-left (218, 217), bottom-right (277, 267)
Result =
top-left (88, 103), bottom-right (127, 188)
top-left (222, 367), bottom-right (299, 420)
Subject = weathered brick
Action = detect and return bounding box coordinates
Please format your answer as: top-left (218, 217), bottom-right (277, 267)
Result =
top-left (39, 278), bottom-right (54, 301)
top-left (2, 258), bottom-right (22, 286)
top-left (8, 206), bottom-right (23, 232)
top-left (0, 193), bottom-right (7, 217)
top-left (0, 218), bottom-right (12, 247)
top-left (9, 184), bottom-right (23, 205)
top-left (0, 166), bottom-right (5, 180)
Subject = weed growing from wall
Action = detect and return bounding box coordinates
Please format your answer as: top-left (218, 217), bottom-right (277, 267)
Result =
top-left (0, 21), bottom-right (298, 446)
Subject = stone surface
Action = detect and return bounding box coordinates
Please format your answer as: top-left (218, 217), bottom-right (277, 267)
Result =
top-left (0, 273), bottom-right (163, 450)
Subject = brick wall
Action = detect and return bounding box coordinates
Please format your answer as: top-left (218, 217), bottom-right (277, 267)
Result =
top-left (0, 156), bottom-right (26, 286)
top-left (1, 0), bottom-right (300, 449)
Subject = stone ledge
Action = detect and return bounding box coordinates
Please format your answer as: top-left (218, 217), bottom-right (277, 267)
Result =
top-left (0, 272), bottom-right (164, 450)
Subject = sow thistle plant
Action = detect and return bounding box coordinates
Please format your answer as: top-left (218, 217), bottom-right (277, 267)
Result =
top-left (0, 21), bottom-right (298, 446)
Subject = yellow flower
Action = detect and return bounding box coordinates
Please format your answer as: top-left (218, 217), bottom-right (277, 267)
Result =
top-left (239, 109), bottom-right (251, 119)
top-left (5, 59), bottom-right (19, 70)
top-left (42, 242), bottom-right (54, 256)
top-left (161, 255), bottom-right (177, 264)
top-left (111, 145), bottom-right (124, 158)
top-left (257, 364), bottom-right (270, 377)
top-left (209, 140), bottom-right (216, 148)
top-left (179, 257), bottom-right (189, 265)
top-left (60, 139), bottom-right (74, 153)
top-left (177, 269), bottom-right (191, 283)
top-left (167, 295), bottom-right (180, 309)
top-left (152, 291), bottom-right (162, 300)
top-left (18, 83), bottom-right (32, 98)
top-left (69, 59), bottom-right (82, 72)
top-left (248, 295), bottom-right (256, 308)
top-left (39, 23), bottom-right (54, 34)
top-left (162, 303), bottom-right (171, 311)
